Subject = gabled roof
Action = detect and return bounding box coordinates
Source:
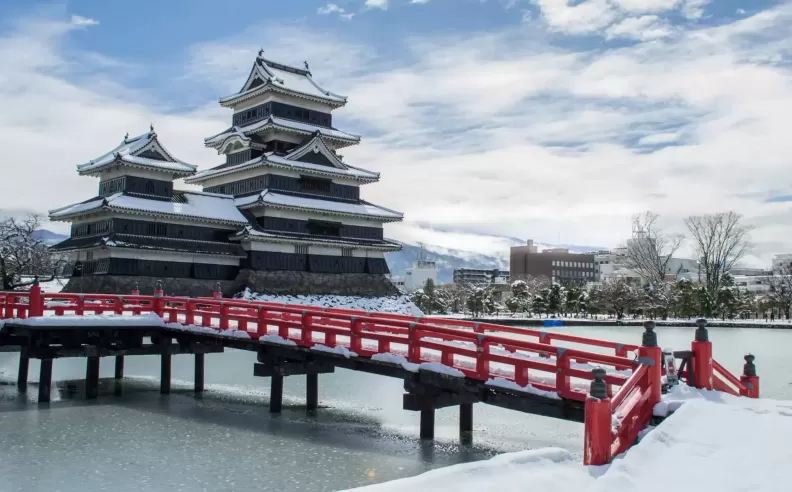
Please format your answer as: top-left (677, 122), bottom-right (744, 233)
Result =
top-left (184, 148), bottom-right (380, 185)
top-left (48, 191), bottom-right (249, 225)
top-left (76, 131), bottom-right (198, 177)
top-left (219, 54), bottom-right (348, 108)
top-left (204, 116), bottom-right (360, 151)
top-left (234, 189), bottom-right (404, 222)
top-left (50, 234), bottom-right (247, 258)
top-left (231, 225), bottom-right (402, 252)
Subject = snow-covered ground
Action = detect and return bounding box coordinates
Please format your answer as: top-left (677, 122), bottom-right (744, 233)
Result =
top-left (238, 289), bottom-right (423, 315)
top-left (345, 386), bottom-right (792, 492)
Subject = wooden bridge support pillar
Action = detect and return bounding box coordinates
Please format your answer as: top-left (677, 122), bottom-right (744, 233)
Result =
top-left (86, 356), bottom-right (100, 399)
top-left (420, 409), bottom-right (435, 440)
top-left (114, 356), bottom-right (124, 380)
top-left (17, 354), bottom-right (29, 393)
top-left (459, 403), bottom-right (473, 444)
top-left (160, 353), bottom-right (172, 395)
top-left (270, 375), bottom-right (284, 413)
top-left (194, 353), bottom-right (205, 393)
top-left (306, 373), bottom-right (318, 411)
top-left (38, 358), bottom-right (53, 403)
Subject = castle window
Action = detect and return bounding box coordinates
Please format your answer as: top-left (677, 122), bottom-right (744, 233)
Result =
top-left (299, 177), bottom-right (331, 193)
top-left (145, 180), bottom-right (155, 194)
top-left (342, 248), bottom-right (353, 258)
top-left (295, 244), bottom-right (309, 255)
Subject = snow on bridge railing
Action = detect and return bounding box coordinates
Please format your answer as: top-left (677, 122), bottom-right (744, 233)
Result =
top-left (1, 285), bottom-right (760, 466)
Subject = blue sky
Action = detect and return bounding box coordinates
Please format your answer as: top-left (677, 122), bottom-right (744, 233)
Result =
top-left (0, 0), bottom-right (790, 265)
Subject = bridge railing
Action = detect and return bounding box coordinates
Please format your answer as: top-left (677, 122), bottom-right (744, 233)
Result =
top-left (1, 286), bottom-right (759, 467)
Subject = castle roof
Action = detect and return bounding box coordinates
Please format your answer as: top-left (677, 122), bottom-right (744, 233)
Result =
top-left (232, 225), bottom-right (401, 251)
top-left (219, 54), bottom-right (347, 108)
top-left (187, 133), bottom-right (378, 185)
top-left (48, 191), bottom-right (249, 226)
top-left (50, 234), bottom-right (247, 257)
top-left (204, 116), bottom-right (360, 151)
top-left (234, 189), bottom-right (403, 222)
top-left (76, 131), bottom-right (198, 177)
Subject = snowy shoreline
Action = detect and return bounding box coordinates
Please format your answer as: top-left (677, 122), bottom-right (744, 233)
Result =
top-left (440, 315), bottom-right (792, 329)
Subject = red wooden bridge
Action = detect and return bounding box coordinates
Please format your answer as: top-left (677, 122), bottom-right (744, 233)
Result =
top-left (0, 284), bottom-right (760, 465)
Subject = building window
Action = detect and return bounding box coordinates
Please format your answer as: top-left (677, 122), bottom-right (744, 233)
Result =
top-left (85, 251), bottom-right (94, 261)
top-left (341, 248), bottom-right (353, 257)
top-left (299, 176), bottom-right (332, 193)
top-left (295, 244), bottom-right (309, 255)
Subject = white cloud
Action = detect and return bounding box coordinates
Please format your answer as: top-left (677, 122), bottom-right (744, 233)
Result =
top-left (317, 3), bottom-right (355, 19)
top-left (605, 15), bottom-right (674, 40)
top-left (4, 5), bottom-right (792, 266)
top-left (365, 0), bottom-right (389, 9)
top-left (610, 0), bottom-right (679, 13)
top-left (530, 0), bottom-right (617, 34)
top-left (318, 4), bottom-right (344, 14)
top-left (70, 15), bottom-right (99, 27)
top-left (637, 132), bottom-right (681, 145)
top-left (410, 0), bottom-right (432, 3)
top-left (680, 0), bottom-right (711, 20)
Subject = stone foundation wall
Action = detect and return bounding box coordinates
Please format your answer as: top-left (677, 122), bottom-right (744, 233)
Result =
top-left (234, 270), bottom-right (400, 297)
top-left (60, 271), bottom-right (400, 298)
top-left (61, 276), bottom-right (237, 298)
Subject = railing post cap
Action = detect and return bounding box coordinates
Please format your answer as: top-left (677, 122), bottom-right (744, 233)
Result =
top-left (155, 280), bottom-right (163, 290)
top-left (642, 320), bottom-right (658, 347)
top-left (694, 318), bottom-right (709, 342)
top-left (744, 353), bottom-right (755, 363)
top-left (589, 368), bottom-right (608, 399)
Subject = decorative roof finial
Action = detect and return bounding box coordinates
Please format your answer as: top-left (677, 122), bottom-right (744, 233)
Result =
top-left (258, 47), bottom-right (264, 57)
top-left (149, 123), bottom-right (154, 132)
top-left (124, 132), bottom-right (129, 141)
top-left (304, 60), bottom-right (310, 71)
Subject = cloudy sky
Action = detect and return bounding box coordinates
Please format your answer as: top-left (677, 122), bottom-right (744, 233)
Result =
top-left (0, 0), bottom-right (789, 264)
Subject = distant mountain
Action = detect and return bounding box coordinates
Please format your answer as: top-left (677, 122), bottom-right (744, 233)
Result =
top-left (386, 237), bottom-right (606, 283)
top-left (35, 229), bottom-right (68, 245)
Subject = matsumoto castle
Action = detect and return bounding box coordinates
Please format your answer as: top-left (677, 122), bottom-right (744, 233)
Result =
top-left (49, 51), bottom-right (404, 296)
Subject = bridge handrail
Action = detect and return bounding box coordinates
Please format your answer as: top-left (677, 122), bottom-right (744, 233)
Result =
top-left (1, 288), bottom-right (760, 466)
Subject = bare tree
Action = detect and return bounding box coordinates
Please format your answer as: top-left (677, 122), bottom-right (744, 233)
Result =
top-left (0, 214), bottom-right (66, 290)
top-left (767, 263), bottom-right (792, 319)
top-left (624, 211), bottom-right (684, 285)
top-left (684, 212), bottom-right (751, 299)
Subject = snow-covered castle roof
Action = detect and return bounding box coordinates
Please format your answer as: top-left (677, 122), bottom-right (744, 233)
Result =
top-left (76, 131), bottom-right (198, 177)
top-left (219, 53), bottom-right (348, 108)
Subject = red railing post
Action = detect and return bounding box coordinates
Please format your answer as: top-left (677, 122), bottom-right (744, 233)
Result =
top-left (555, 348), bottom-right (570, 397)
top-left (740, 354), bottom-right (760, 398)
top-left (638, 321), bottom-right (662, 405)
top-left (408, 323), bottom-right (421, 362)
top-left (584, 368), bottom-right (612, 466)
top-left (350, 317), bottom-right (362, 353)
top-left (218, 302), bottom-right (229, 330)
top-left (691, 319), bottom-right (713, 390)
top-left (476, 334), bottom-right (490, 380)
top-left (28, 281), bottom-right (43, 317)
top-left (131, 282), bottom-right (140, 296)
top-left (152, 280), bottom-right (164, 318)
top-left (301, 311), bottom-right (313, 346)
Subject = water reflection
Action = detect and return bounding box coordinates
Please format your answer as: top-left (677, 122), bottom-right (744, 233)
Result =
top-left (0, 324), bottom-right (789, 491)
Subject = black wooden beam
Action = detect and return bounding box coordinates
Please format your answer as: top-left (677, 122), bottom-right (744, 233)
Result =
top-left (39, 359), bottom-right (53, 403)
top-left (86, 356), bottom-right (100, 399)
top-left (306, 373), bottom-right (318, 411)
top-left (270, 375), bottom-right (284, 413)
top-left (253, 361), bottom-right (335, 378)
top-left (160, 353), bottom-right (171, 395)
top-left (195, 353), bottom-right (205, 393)
top-left (17, 353), bottom-right (29, 392)
top-left (114, 356), bottom-right (124, 380)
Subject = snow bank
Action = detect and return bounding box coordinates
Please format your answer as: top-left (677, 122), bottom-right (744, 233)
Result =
top-left (8, 313), bottom-right (165, 328)
top-left (237, 289), bottom-right (423, 316)
top-left (348, 387), bottom-right (792, 492)
top-left (341, 448), bottom-right (591, 492)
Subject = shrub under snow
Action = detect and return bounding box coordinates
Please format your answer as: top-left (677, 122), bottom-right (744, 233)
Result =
top-left (236, 288), bottom-right (424, 316)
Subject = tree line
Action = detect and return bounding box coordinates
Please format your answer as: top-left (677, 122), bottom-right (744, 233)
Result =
top-left (410, 210), bottom-right (792, 320)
